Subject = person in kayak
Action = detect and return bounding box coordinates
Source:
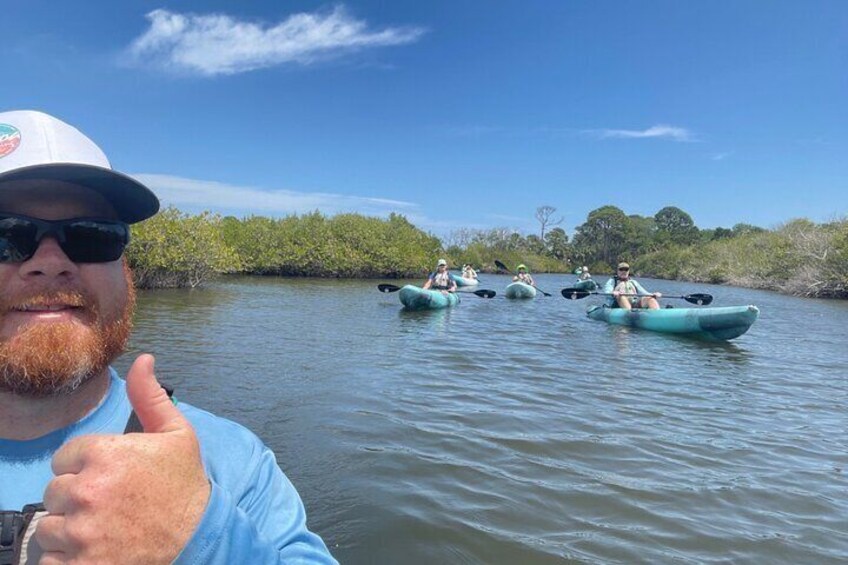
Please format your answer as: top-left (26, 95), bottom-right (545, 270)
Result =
top-left (603, 262), bottom-right (662, 310)
top-left (578, 266), bottom-right (592, 281)
top-left (423, 259), bottom-right (457, 293)
top-left (461, 264), bottom-right (478, 280)
top-left (0, 110), bottom-right (336, 564)
top-left (513, 264), bottom-right (535, 286)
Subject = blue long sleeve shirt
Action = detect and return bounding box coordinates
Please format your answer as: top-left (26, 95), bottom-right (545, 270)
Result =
top-left (0, 369), bottom-right (337, 564)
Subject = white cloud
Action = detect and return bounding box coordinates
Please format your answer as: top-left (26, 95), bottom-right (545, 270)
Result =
top-left (132, 173), bottom-right (417, 217)
top-left (126, 6), bottom-right (425, 76)
top-left (586, 124), bottom-right (694, 142)
top-left (710, 152), bottom-right (732, 161)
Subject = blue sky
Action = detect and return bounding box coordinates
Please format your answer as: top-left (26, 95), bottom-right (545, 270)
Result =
top-left (4, 1), bottom-right (846, 237)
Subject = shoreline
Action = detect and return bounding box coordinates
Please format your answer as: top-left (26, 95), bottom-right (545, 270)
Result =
top-left (136, 271), bottom-right (847, 301)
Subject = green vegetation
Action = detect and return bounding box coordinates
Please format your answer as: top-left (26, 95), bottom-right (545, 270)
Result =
top-left (128, 209), bottom-right (442, 288)
top-left (220, 211), bottom-right (441, 278)
top-left (126, 207), bottom-right (239, 289)
top-left (636, 218), bottom-right (848, 298)
top-left (126, 204), bottom-right (847, 299)
top-left (567, 206), bottom-right (848, 299)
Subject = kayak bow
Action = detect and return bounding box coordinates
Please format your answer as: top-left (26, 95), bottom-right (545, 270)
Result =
top-left (505, 282), bottom-right (537, 299)
top-left (398, 285), bottom-right (461, 311)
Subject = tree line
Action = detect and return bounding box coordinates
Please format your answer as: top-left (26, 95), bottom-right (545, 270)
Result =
top-left (125, 205), bottom-right (847, 299)
top-left (537, 204), bottom-right (845, 299)
top-left (126, 207), bottom-right (441, 288)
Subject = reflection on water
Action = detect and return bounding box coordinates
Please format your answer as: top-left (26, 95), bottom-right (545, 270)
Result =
top-left (609, 324), bottom-right (635, 359)
top-left (117, 275), bottom-right (848, 564)
top-left (688, 338), bottom-right (753, 365)
top-left (398, 304), bottom-right (454, 335)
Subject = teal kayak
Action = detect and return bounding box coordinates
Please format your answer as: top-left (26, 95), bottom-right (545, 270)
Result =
top-left (398, 285), bottom-right (460, 310)
top-left (573, 279), bottom-right (599, 291)
top-left (586, 304), bottom-right (759, 341)
top-left (505, 282), bottom-right (537, 299)
top-left (450, 273), bottom-right (479, 287)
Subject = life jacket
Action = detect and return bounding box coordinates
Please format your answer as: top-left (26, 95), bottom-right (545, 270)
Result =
top-left (0, 386), bottom-right (173, 565)
top-left (430, 271), bottom-right (452, 290)
top-left (610, 276), bottom-right (639, 308)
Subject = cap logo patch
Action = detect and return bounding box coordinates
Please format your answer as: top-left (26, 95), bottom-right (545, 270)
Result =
top-left (0, 124), bottom-right (22, 159)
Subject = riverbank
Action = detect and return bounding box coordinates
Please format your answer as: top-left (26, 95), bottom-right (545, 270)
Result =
top-left (125, 206), bottom-right (846, 299)
top-left (634, 218), bottom-right (848, 299)
top-left (126, 207), bottom-right (575, 289)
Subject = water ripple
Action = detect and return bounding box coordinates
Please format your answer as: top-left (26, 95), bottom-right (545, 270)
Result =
top-left (116, 276), bottom-right (848, 563)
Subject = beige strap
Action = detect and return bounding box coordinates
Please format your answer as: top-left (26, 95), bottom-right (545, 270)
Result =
top-left (16, 510), bottom-right (45, 565)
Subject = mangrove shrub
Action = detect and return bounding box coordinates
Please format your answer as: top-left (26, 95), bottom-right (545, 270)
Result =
top-left (127, 207), bottom-right (239, 289)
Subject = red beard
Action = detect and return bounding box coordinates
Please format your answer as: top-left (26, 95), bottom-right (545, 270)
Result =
top-left (0, 264), bottom-right (136, 397)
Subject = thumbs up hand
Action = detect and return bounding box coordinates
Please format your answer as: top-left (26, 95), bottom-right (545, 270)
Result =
top-left (36, 354), bottom-right (211, 564)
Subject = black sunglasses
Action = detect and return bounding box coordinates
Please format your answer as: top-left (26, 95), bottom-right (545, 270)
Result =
top-left (618, 267), bottom-right (630, 271)
top-left (0, 213), bottom-right (130, 263)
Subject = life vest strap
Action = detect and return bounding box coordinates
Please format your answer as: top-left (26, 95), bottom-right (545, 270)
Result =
top-left (0, 510), bottom-right (23, 564)
top-left (0, 504), bottom-right (44, 565)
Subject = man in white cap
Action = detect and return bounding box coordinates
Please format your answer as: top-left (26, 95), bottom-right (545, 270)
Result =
top-left (0, 111), bottom-right (335, 563)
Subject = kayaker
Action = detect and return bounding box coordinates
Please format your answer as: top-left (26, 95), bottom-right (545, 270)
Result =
top-left (513, 264), bottom-right (535, 286)
top-left (603, 262), bottom-right (662, 310)
top-left (0, 110), bottom-right (336, 564)
top-left (578, 266), bottom-right (592, 281)
top-left (423, 259), bottom-right (457, 292)
top-left (462, 264), bottom-right (478, 280)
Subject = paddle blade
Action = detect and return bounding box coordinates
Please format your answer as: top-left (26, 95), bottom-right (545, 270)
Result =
top-left (684, 293), bottom-right (713, 306)
top-left (561, 288), bottom-right (590, 300)
top-left (494, 260), bottom-right (509, 272)
top-left (377, 284), bottom-right (401, 293)
top-left (536, 288), bottom-right (552, 297)
top-left (474, 289), bottom-right (497, 298)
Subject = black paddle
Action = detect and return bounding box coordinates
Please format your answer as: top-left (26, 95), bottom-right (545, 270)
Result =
top-left (560, 288), bottom-right (714, 306)
top-left (494, 260), bottom-right (552, 297)
top-left (377, 284), bottom-right (496, 298)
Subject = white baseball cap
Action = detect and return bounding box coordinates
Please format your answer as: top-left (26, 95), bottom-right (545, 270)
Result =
top-left (0, 110), bottom-right (159, 223)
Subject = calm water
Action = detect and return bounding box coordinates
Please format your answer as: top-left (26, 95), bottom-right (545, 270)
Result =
top-left (115, 275), bottom-right (848, 564)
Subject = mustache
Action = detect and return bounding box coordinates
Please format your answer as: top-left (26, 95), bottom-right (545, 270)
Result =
top-left (0, 288), bottom-right (96, 314)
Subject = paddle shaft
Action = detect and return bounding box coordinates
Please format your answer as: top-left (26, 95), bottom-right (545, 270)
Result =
top-left (591, 292), bottom-right (656, 297)
top-left (584, 292), bottom-right (703, 300)
top-left (378, 284), bottom-right (495, 298)
top-left (560, 288), bottom-right (713, 305)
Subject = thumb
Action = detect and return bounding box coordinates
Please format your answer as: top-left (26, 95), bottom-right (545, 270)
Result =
top-left (126, 354), bottom-right (187, 434)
